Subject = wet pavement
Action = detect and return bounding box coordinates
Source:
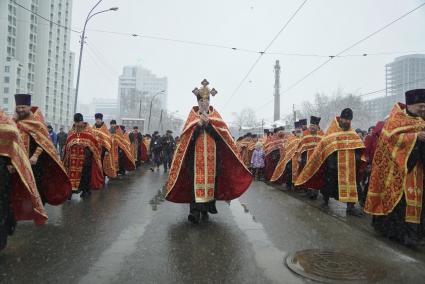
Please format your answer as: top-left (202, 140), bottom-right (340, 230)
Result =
top-left (1, 166), bottom-right (425, 284)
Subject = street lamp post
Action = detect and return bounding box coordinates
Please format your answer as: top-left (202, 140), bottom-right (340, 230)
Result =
top-left (73, 0), bottom-right (118, 113)
top-left (147, 90), bottom-right (165, 133)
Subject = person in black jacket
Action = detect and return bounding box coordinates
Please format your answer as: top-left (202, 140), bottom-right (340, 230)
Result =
top-left (161, 130), bottom-right (175, 173)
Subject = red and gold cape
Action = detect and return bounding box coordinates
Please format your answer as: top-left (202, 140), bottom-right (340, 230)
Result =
top-left (365, 103), bottom-right (425, 223)
top-left (165, 106), bottom-right (253, 203)
top-left (14, 107), bottom-right (72, 205)
top-left (270, 135), bottom-right (301, 183)
top-left (237, 138), bottom-right (255, 168)
top-left (140, 137), bottom-right (149, 162)
top-left (264, 134), bottom-right (285, 181)
top-left (93, 123), bottom-right (117, 178)
top-left (298, 129), bottom-right (325, 161)
top-left (111, 127), bottom-right (136, 171)
top-left (295, 118), bottom-right (365, 202)
top-left (64, 123), bottom-right (104, 191)
top-left (0, 111), bottom-right (47, 225)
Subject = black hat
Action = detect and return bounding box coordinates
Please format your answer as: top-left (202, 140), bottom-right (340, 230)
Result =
top-left (47, 125), bottom-right (53, 129)
top-left (340, 108), bottom-right (353, 120)
top-left (166, 130), bottom-right (172, 133)
top-left (405, 89), bottom-right (425, 105)
top-left (120, 125), bottom-right (125, 131)
top-left (110, 120), bottom-right (117, 125)
top-left (310, 116), bottom-right (321, 125)
top-left (133, 126), bottom-right (139, 130)
top-left (74, 113), bottom-right (83, 122)
top-left (294, 121), bottom-right (301, 129)
top-left (95, 113), bottom-right (103, 120)
top-left (264, 129), bottom-right (270, 134)
top-left (14, 94), bottom-right (31, 106)
top-left (299, 119), bottom-right (307, 127)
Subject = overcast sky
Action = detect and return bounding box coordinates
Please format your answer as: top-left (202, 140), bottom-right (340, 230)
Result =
top-left (70, 0), bottom-right (425, 122)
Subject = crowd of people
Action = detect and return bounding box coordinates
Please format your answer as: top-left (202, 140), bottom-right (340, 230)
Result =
top-left (1, 85), bottom-right (425, 253)
top-left (237, 88), bottom-right (425, 249)
top-left (0, 93), bottom-right (180, 251)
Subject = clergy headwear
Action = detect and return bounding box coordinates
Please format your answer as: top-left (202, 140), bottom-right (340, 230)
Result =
top-left (14, 94), bottom-right (31, 106)
top-left (299, 119), bottom-right (307, 127)
top-left (94, 113), bottom-right (103, 120)
top-left (340, 108), bottom-right (353, 120)
top-left (294, 121), bottom-right (301, 129)
top-left (110, 120), bottom-right (117, 125)
top-left (310, 116), bottom-right (321, 125)
top-left (405, 89), bottom-right (425, 105)
top-left (74, 113), bottom-right (83, 122)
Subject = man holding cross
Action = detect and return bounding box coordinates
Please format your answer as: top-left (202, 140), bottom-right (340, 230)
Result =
top-left (165, 80), bottom-right (253, 223)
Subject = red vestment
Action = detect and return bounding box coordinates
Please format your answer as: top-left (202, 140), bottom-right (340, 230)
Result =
top-left (0, 111), bottom-right (47, 224)
top-left (93, 123), bottom-right (117, 178)
top-left (14, 107), bottom-right (72, 205)
top-left (365, 103), bottom-right (425, 223)
top-left (165, 106), bottom-right (253, 203)
top-left (295, 118), bottom-right (365, 202)
top-left (64, 123), bottom-right (104, 191)
top-left (264, 135), bottom-right (285, 181)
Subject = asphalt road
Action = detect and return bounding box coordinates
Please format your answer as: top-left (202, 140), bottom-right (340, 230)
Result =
top-left (1, 166), bottom-right (424, 284)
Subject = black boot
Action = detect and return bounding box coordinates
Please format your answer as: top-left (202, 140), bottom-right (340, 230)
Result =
top-left (201, 211), bottom-right (209, 222)
top-left (188, 210), bottom-right (200, 224)
top-left (321, 196), bottom-right (329, 208)
top-left (346, 202), bottom-right (363, 216)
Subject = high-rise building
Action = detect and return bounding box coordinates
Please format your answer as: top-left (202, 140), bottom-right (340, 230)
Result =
top-left (364, 54), bottom-right (425, 121)
top-left (386, 54), bottom-right (425, 98)
top-left (0, 0), bottom-right (75, 130)
top-left (118, 65), bottom-right (168, 124)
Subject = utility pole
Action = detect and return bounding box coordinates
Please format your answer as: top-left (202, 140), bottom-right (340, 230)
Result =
top-left (293, 104), bottom-right (297, 123)
top-left (73, 1), bottom-right (118, 113)
top-left (158, 110), bottom-right (163, 131)
top-left (147, 90), bottom-right (165, 133)
top-left (274, 60), bottom-right (281, 122)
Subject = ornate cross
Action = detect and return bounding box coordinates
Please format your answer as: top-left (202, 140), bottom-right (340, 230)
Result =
top-left (192, 79), bottom-right (218, 99)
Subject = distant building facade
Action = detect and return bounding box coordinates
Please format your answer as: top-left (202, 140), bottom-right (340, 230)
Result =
top-left (0, 0), bottom-right (75, 130)
top-left (118, 65), bottom-right (168, 122)
top-left (364, 54), bottom-right (425, 122)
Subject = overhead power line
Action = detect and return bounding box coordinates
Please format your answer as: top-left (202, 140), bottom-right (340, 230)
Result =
top-left (255, 1), bottom-right (425, 112)
top-left (12, 0), bottom-right (81, 33)
top-left (282, 2), bottom-right (425, 95)
top-left (359, 77), bottom-right (425, 97)
top-left (224, 0), bottom-right (309, 106)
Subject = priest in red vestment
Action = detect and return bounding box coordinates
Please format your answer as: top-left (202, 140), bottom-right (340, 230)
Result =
top-left (93, 113), bottom-right (117, 180)
top-left (165, 79), bottom-right (253, 223)
top-left (64, 113), bottom-right (104, 198)
top-left (264, 127), bottom-right (286, 181)
top-left (0, 109), bottom-right (47, 251)
top-left (13, 94), bottom-right (71, 205)
top-left (109, 121), bottom-right (136, 176)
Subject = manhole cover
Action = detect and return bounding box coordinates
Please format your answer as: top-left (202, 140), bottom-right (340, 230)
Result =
top-left (285, 249), bottom-right (386, 283)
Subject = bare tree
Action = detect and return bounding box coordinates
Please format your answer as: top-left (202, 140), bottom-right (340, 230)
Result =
top-left (299, 90), bottom-right (373, 131)
top-left (233, 108), bottom-right (258, 129)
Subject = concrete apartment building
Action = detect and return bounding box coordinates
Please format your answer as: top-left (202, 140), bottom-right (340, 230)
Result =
top-left (0, 0), bottom-right (75, 130)
top-left (364, 54), bottom-right (425, 121)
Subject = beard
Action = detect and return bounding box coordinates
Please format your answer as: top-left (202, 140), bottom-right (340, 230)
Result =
top-left (339, 122), bottom-right (351, 131)
top-left (16, 111), bottom-right (30, 120)
top-left (199, 102), bottom-right (209, 114)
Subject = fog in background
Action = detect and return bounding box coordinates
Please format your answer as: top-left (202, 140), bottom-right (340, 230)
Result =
top-left (71, 0), bottom-right (425, 123)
